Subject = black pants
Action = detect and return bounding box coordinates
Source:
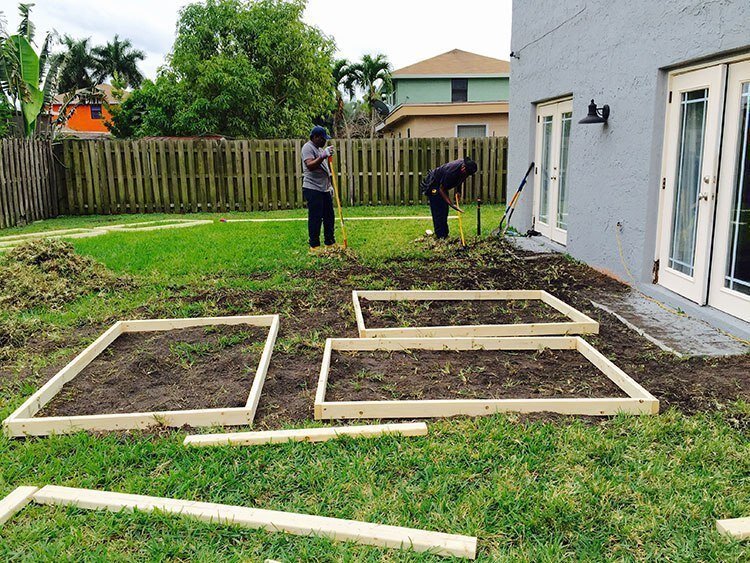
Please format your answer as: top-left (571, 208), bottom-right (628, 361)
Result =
top-left (428, 193), bottom-right (450, 239)
top-left (303, 188), bottom-right (335, 247)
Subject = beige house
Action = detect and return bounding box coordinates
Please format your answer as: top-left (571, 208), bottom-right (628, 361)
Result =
top-left (378, 49), bottom-right (510, 138)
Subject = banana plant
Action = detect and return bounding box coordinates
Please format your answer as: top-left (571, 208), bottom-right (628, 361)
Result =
top-left (0, 3), bottom-right (59, 137)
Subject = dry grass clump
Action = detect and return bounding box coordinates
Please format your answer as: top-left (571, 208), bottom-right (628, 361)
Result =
top-left (0, 238), bottom-right (132, 312)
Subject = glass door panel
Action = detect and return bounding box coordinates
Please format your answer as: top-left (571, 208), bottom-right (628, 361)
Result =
top-left (534, 99), bottom-right (570, 244)
top-left (709, 60), bottom-right (750, 322)
top-left (556, 112), bottom-right (572, 231)
top-left (539, 115), bottom-right (553, 225)
top-left (657, 65), bottom-right (724, 304)
top-left (668, 89), bottom-right (708, 276)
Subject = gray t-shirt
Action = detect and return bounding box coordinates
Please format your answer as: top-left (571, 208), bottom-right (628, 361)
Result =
top-left (301, 140), bottom-right (332, 192)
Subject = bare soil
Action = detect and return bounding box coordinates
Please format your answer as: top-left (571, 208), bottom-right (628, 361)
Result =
top-left (39, 325), bottom-right (268, 416)
top-left (326, 348), bottom-right (626, 401)
top-left (7, 238), bottom-right (749, 430)
top-left (360, 298), bottom-right (570, 329)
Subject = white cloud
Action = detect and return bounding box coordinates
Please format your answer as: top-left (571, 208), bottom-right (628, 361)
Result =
top-left (1, 0), bottom-right (512, 80)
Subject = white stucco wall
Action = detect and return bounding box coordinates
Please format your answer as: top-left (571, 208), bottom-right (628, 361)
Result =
top-left (509, 1), bottom-right (750, 281)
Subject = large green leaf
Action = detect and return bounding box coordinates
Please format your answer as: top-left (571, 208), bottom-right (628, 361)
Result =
top-left (21, 83), bottom-right (43, 137)
top-left (9, 35), bottom-right (39, 87)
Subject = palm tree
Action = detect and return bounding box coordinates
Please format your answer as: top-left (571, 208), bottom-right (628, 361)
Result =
top-left (92, 35), bottom-right (145, 88)
top-left (0, 3), bottom-right (59, 137)
top-left (350, 53), bottom-right (392, 137)
top-left (55, 35), bottom-right (96, 93)
top-left (332, 58), bottom-right (355, 137)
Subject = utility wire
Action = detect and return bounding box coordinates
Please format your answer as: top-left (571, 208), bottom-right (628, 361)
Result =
top-left (511, 6), bottom-right (586, 58)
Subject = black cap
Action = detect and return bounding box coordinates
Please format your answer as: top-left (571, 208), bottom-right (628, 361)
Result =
top-left (310, 126), bottom-right (330, 140)
top-left (463, 156), bottom-right (478, 176)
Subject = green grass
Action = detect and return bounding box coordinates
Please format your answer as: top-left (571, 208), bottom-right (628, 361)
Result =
top-left (1, 207), bottom-right (749, 561)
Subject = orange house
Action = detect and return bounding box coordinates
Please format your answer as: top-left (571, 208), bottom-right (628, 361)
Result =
top-left (49, 84), bottom-right (122, 138)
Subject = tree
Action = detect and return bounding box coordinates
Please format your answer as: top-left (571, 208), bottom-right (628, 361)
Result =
top-left (92, 35), bottom-right (144, 88)
top-left (111, 0), bottom-right (335, 138)
top-left (331, 58), bottom-right (354, 137)
top-left (349, 53), bottom-right (391, 137)
top-left (55, 35), bottom-right (96, 93)
top-left (0, 3), bottom-right (59, 137)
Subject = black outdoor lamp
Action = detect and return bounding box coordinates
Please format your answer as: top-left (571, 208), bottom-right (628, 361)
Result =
top-left (579, 99), bottom-right (610, 124)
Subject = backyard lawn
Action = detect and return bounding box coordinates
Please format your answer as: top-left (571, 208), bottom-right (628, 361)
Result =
top-left (1, 205), bottom-right (749, 561)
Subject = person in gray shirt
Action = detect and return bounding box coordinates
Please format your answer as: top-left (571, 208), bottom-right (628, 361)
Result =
top-left (302, 126), bottom-right (336, 250)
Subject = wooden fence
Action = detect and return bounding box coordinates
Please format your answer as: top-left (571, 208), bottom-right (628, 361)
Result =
top-left (0, 139), bottom-right (58, 229)
top-left (58, 137), bottom-right (507, 215)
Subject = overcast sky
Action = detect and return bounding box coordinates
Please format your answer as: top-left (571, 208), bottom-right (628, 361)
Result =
top-left (1, 0), bottom-right (512, 78)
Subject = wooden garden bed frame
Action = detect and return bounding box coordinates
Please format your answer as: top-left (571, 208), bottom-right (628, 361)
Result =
top-left (0, 485), bottom-right (477, 559)
top-left (352, 290), bottom-right (600, 338)
top-left (717, 517), bottom-right (750, 540)
top-left (314, 336), bottom-right (658, 420)
top-left (3, 315), bottom-right (280, 438)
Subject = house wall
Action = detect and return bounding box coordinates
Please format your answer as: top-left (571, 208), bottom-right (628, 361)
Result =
top-left (394, 77), bottom-right (509, 105)
top-left (508, 0), bottom-right (750, 283)
top-left (52, 103), bottom-right (112, 134)
top-left (384, 113), bottom-right (508, 138)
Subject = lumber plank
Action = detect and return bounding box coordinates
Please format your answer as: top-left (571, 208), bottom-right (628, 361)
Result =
top-left (33, 485), bottom-right (476, 559)
top-left (357, 289), bottom-right (543, 301)
top-left (316, 398), bottom-right (656, 420)
top-left (539, 291), bottom-right (599, 328)
top-left (314, 339), bottom-right (333, 418)
top-left (717, 517), bottom-right (750, 540)
top-left (5, 407), bottom-right (258, 437)
top-left (575, 338), bottom-right (658, 407)
top-left (121, 315), bottom-right (276, 332)
top-left (360, 322), bottom-right (597, 338)
top-left (183, 422), bottom-right (428, 447)
top-left (244, 315), bottom-right (280, 418)
top-left (329, 336), bottom-right (578, 352)
top-left (352, 291), bottom-right (367, 337)
top-left (0, 486), bottom-right (39, 526)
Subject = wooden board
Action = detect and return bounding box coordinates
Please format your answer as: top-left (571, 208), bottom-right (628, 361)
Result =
top-left (0, 486), bottom-right (39, 526)
top-left (314, 336), bottom-right (659, 420)
top-left (183, 422), bottom-right (429, 447)
top-left (717, 517), bottom-right (750, 540)
top-left (32, 485), bottom-right (477, 559)
top-left (3, 315), bottom-right (279, 438)
top-left (352, 289), bottom-right (600, 338)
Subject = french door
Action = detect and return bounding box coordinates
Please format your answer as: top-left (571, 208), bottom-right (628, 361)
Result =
top-left (708, 60), bottom-right (750, 321)
top-left (534, 99), bottom-right (572, 245)
top-left (658, 66), bottom-right (725, 303)
top-left (658, 60), bottom-right (750, 322)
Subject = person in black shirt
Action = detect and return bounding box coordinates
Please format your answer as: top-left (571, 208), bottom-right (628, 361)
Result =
top-left (420, 156), bottom-right (478, 239)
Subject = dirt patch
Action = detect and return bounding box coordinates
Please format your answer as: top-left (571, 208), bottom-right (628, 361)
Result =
top-left (9, 237), bottom-right (750, 429)
top-left (0, 238), bottom-right (133, 313)
top-left (360, 298), bottom-right (570, 329)
top-left (38, 325), bottom-right (268, 417)
top-left (325, 348), bottom-right (626, 401)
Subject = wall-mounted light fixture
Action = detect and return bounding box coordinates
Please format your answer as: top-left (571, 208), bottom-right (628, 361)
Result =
top-left (579, 99), bottom-right (610, 124)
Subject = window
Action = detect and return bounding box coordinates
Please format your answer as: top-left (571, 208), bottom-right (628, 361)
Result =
top-left (407, 128), bottom-right (411, 138)
top-left (90, 104), bottom-right (103, 119)
top-left (457, 124), bottom-right (487, 138)
top-left (451, 79), bottom-right (468, 103)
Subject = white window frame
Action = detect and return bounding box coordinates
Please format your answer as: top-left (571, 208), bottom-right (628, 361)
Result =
top-left (455, 123), bottom-right (488, 138)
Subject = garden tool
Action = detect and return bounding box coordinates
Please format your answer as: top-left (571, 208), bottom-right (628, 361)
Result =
top-left (456, 193), bottom-right (466, 248)
top-left (492, 161), bottom-right (534, 236)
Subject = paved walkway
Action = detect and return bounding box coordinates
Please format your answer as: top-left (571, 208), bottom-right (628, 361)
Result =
top-left (508, 235), bottom-right (749, 357)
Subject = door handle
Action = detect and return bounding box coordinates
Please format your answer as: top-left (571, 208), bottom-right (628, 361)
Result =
top-left (698, 192), bottom-right (709, 201)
